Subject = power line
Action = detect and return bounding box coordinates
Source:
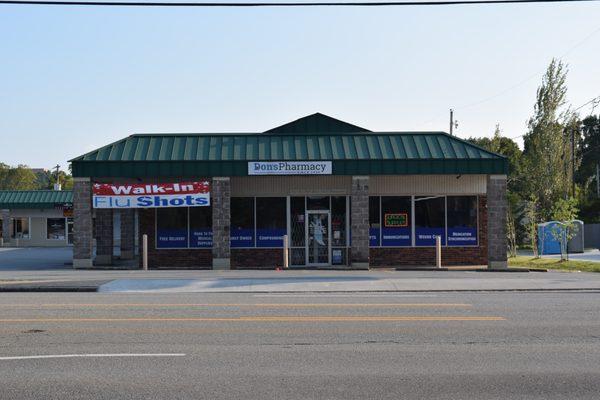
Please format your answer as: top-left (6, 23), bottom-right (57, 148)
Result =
top-left (0, 0), bottom-right (599, 7)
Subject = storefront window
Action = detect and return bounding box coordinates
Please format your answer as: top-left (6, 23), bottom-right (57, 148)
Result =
top-left (47, 218), bottom-right (66, 240)
top-left (331, 196), bottom-right (347, 247)
top-left (156, 208), bottom-right (188, 248)
top-left (381, 196), bottom-right (411, 246)
top-left (230, 197), bottom-right (255, 247)
top-left (189, 205), bottom-right (212, 248)
top-left (307, 196), bottom-right (329, 210)
top-left (447, 196), bottom-right (478, 246)
top-left (12, 218), bottom-right (30, 239)
top-left (369, 196), bottom-right (380, 247)
top-left (256, 197), bottom-right (286, 247)
top-left (290, 197), bottom-right (305, 247)
top-left (67, 218), bottom-right (74, 245)
top-left (415, 196), bottom-right (446, 246)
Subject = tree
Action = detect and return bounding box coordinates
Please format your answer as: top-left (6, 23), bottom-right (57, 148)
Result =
top-left (522, 59), bottom-right (578, 219)
top-left (549, 197), bottom-right (579, 261)
top-left (468, 125), bottom-right (523, 193)
top-left (521, 196), bottom-right (541, 258)
top-left (0, 165), bottom-right (38, 190)
top-left (576, 115), bottom-right (600, 196)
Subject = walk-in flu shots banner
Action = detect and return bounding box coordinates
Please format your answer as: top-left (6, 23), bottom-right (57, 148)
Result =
top-left (92, 181), bottom-right (210, 209)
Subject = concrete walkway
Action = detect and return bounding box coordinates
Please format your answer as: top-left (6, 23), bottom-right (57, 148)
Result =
top-left (95, 271), bottom-right (600, 293)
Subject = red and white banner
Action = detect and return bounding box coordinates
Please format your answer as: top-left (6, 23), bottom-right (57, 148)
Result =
top-left (92, 181), bottom-right (210, 209)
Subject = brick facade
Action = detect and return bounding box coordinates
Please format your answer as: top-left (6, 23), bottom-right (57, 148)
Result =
top-left (212, 177), bottom-right (231, 269)
top-left (370, 196), bottom-right (488, 267)
top-left (231, 248), bottom-right (284, 269)
top-left (487, 175), bottom-right (508, 268)
top-left (350, 176), bottom-right (369, 267)
top-left (138, 208), bottom-right (212, 269)
top-left (95, 208), bottom-right (113, 265)
top-left (1, 209), bottom-right (11, 244)
top-left (120, 209), bottom-right (135, 260)
top-left (73, 178), bottom-right (93, 268)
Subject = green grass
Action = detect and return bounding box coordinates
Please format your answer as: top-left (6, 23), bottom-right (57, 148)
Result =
top-left (509, 256), bottom-right (600, 273)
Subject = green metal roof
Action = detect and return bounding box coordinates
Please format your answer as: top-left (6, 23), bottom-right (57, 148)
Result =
top-left (264, 112), bottom-right (370, 134)
top-left (0, 190), bottom-right (73, 209)
top-left (70, 114), bottom-right (507, 178)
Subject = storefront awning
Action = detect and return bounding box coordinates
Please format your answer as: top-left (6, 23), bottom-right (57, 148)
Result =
top-left (0, 190), bottom-right (73, 209)
top-left (70, 113), bottom-right (507, 178)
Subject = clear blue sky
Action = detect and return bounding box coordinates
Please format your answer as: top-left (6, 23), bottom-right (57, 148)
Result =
top-left (1, 1), bottom-right (599, 170)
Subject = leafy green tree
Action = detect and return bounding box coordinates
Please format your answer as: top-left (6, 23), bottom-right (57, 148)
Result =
top-left (468, 125), bottom-right (524, 193)
top-left (0, 165), bottom-right (38, 190)
top-left (549, 197), bottom-right (579, 261)
top-left (522, 59), bottom-right (578, 219)
top-left (576, 115), bottom-right (600, 196)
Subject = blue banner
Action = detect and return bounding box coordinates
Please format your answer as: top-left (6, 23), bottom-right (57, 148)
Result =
top-left (415, 227), bottom-right (446, 246)
top-left (381, 227), bottom-right (411, 247)
top-left (230, 228), bottom-right (255, 248)
top-left (256, 228), bottom-right (286, 248)
top-left (369, 227), bottom-right (380, 247)
top-left (156, 229), bottom-right (188, 248)
top-left (190, 228), bottom-right (213, 248)
top-left (447, 227), bottom-right (478, 246)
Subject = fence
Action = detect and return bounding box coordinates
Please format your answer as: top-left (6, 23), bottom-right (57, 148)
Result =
top-left (584, 224), bottom-right (600, 250)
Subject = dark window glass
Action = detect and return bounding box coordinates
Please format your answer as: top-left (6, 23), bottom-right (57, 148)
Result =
top-left (47, 218), bottom-right (66, 240)
top-left (331, 196), bottom-right (347, 247)
top-left (256, 197), bottom-right (286, 247)
top-left (230, 197), bottom-right (255, 247)
top-left (189, 205), bottom-right (212, 248)
top-left (156, 208), bottom-right (188, 248)
top-left (381, 196), bottom-right (411, 247)
top-left (290, 197), bottom-right (305, 247)
top-left (447, 196), bottom-right (478, 246)
top-left (307, 196), bottom-right (329, 210)
top-left (415, 196), bottom-right (446, 246)
top-left (12, 218), bottom-right (30, 239)
top-left (369, 196), bottom-right (380, 247)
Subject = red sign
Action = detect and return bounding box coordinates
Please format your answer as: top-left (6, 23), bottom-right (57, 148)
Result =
top-left (92, 181), bottom-right (211, 209)
top-left (92, 181), bottom-right (210, 196)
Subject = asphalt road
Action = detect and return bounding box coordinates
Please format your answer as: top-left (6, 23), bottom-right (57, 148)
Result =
top-left (0, 291), bottom-right (599, 399)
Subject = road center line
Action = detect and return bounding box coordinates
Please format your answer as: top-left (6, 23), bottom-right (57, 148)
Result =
top-left (0, 316), bottom-right (505, 322)
top-left (0, 353), bottom-right (186, 361)
top-left (0, 303), bottom-right (472, 308)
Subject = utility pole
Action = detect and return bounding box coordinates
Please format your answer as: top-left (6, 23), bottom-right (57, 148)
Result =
top-left (597, 162), bottom-right (600, 198)
top-left (571, 128), bottom-right (576, 198)
top-left (53, 164), bottom-right (61, 189)
top-left (449, 109), bottom-right (454, 136)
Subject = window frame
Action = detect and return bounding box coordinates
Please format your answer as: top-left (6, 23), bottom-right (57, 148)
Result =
top-left (11, 217), bottom-right (31, 240)
top-left (46, 217), bottom-right (68, 241)
top-left (154, 205), bottom-right (213, 250)
top-left (368, 195), bottom-right (479, 248)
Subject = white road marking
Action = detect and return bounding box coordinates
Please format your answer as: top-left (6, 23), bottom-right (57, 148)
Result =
top-left (253, 294), bottom-right (439, 298)
top-left (0, 353), bottom-right (186, 361)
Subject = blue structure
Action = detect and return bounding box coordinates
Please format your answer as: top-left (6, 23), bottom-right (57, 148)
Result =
top-left (538, 221), bottom-right (566, 255)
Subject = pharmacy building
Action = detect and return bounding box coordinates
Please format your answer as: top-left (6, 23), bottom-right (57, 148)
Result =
top-left (69, 113), bottom-right (508, 270)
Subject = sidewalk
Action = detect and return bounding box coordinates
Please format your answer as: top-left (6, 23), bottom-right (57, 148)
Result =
top-left (1, 269), bottom-right (600, 293)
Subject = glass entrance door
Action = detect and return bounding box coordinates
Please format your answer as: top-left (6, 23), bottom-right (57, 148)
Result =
top-left (306, 211), bottom-right (330, 266)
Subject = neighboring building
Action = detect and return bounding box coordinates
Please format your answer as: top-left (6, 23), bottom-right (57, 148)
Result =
top-left (0, 190), bottom-right (73, 247)
top-left (69, 113), bottom-right (508, 269)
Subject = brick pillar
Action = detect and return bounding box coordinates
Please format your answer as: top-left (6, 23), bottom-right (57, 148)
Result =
top-left (120, 209), bottom-right (135, 260)
top-left (73, 178), bottom-right (93, 268)
top-left (351, 176), bottom-right (370, 269)
top-left (212, 177), bottom-right (230, 269)
top-left (1, 209), bottom-right (11, 246)
top-left (487, 175), bottom-right (508, 269)
top-left (95, 208), bottom-right (113, 265)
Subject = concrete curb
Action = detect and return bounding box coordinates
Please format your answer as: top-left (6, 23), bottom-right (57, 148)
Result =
top-left (1, 286), bottom-right (598, 293)
top-left (0, 286), bottom-right (99, 292)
